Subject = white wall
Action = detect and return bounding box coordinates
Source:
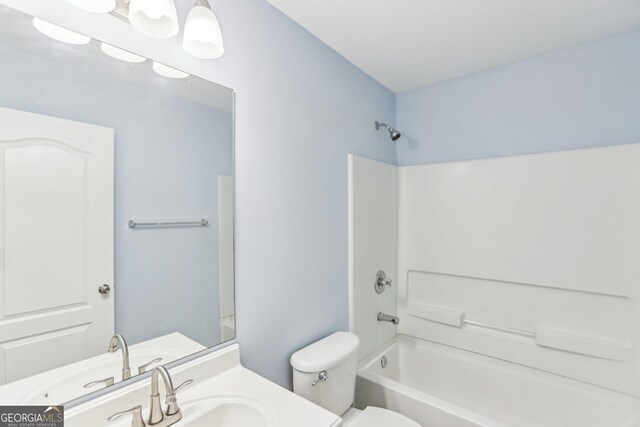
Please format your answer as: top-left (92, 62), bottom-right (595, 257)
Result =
top-left (348, 155), bottom-right (397, 360)
top-left (0, 0), bottom-right (398, 387)
top-left (397, 145), bottom-right (640, 396)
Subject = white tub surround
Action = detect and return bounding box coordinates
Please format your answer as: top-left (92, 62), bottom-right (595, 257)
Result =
top-left (356, 335), bottom-right (640, 427)
top-left (348, 155), bottom-right (398, 360)
top-left (349, 145), bottom-right (640, 425)
top-left (397, 144), bottom-right (640, 396)
top-left (65, 344), bottom-right (342, 427)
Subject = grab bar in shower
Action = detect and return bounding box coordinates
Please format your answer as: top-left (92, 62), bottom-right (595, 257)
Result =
top-left (128, 219), bottom-right (209, 229)
top-left (461, 318), bottom-right (535, 338)
top-left (407, 302), bottom-right (534, 337)
top-left (406, 302), bottom-right (633, 361)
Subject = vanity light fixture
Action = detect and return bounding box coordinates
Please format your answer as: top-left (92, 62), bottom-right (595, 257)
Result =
top-left (101, 43), bottom-right (147, 63)
top-left (152, 61), bottom-right (189, 79)
top-left (64, 0), bottom-right (116, 13)
top-left (128, 0), bottom-right (179, 39)
top-left (183, 0), bottom-right (224, 59)
top-left (32, 18), bottom-right (91, 45)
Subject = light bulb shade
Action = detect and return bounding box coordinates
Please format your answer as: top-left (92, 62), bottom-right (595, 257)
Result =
top-left (32, 18), bottom-right (91, 45)
top-left (101, 43), bottom-right (147, 63)
top-left (64, 0), bottom-right (115, 13)
top-left (183, 5), bottom-right (224, 59)
top-left (152, 62), bottom-right (189, 79)
top-left (128, 0), bottom-right (179, 39)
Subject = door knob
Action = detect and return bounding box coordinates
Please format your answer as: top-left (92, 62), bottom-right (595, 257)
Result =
top-left (98, 284), bottom-right (111, 295)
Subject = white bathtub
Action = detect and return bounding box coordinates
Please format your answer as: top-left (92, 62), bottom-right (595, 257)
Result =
top-left (355, 335), bottom-right (640, 427)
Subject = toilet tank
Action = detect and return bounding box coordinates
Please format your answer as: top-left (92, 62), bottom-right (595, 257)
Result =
top-left (290, 332), bottom-right (360, 416)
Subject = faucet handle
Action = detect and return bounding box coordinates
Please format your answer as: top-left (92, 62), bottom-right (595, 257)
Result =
top-left (138, 358), bottom-right (163, 374)
top-left (84, 377), bottom-right (115, 389)
top-left (108, 405), bottom-right (146, 427)
top-left (165, 379), bottom-right (194, 416)
top-left (174, 379), bottom-right (194, 394)
top-left (374, 270), bottom-right (392, 294)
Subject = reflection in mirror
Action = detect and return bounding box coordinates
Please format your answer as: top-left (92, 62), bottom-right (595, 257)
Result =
top-left (0, 6), bottom-right (234, 404)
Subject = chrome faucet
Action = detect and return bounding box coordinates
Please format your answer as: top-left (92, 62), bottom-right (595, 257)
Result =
top-left (108, 366), bottom-right (193, 427)
top-left (377, 312), bottom-right (400, 325)
top-left (108, 334), bottom-right (132, 381)
top-left (148, 366), bottom-right (193, 426)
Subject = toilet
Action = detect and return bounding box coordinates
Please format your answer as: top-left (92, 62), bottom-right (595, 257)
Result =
top-left (290, 331), bottom-right (420, 427)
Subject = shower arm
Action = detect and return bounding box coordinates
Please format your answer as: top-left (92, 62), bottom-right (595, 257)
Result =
top-left (375, 121), bottom-right (390, 130)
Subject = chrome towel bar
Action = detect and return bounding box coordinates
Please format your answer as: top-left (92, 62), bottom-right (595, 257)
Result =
top-left (128, 219), bottom-right (209, 229)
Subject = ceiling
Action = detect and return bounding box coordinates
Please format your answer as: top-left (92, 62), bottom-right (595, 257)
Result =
top-left (266, 0), bottom-right (640, 93)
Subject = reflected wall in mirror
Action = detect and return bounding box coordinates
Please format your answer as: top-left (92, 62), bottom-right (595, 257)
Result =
top-left (0, 6), bottom-right (234, 405)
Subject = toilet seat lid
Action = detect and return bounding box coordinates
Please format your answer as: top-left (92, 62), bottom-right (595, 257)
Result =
top-left (348, 406), bottom-right (421, 427)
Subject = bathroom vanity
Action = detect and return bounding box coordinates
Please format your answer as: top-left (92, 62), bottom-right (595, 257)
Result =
top-left (65, 344), bottom-right (342, 427)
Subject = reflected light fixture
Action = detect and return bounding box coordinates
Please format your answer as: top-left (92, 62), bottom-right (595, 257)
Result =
top-left (101, 43), bottom-right (147, 63)
top-left (128, 0), bottom-right (179, 39)
top-left (183, 0), bottom-right (224, 59)
top-left (64, 0), bottom-right (116, 13)
top-left (152, 61), bottom-right (189, 79)
top-left (32, 17), bottom-right (91, 45)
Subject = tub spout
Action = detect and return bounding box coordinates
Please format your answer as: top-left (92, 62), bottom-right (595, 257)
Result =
top-left (377, 312), bottom-right (400, 325)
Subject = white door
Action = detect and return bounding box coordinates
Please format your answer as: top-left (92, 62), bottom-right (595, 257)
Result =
top-left (0, 107), bottom-right (114, 384)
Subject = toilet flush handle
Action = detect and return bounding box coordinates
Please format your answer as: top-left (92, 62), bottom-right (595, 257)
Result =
top-left (311, 371), bottom-right (328, 386)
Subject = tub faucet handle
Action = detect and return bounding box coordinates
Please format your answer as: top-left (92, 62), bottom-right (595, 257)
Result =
top-left (311, 370), bottom-right (328, 386)
top-left (374, 270), bottom-right (392, 294)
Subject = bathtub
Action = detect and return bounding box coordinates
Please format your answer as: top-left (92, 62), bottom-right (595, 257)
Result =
top-left (355, 335), bottom-right (640, 427)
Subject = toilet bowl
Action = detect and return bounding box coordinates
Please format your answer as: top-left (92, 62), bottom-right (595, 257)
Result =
top-left (290, 331), bottom-right (420, 427)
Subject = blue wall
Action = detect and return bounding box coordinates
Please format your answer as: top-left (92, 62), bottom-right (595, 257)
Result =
top-left (3, 0), bottom-right (398, 389)
top-left (0, 44), bottom-right (233, 348)
top-left (396, 29), bottom-right (640, 165)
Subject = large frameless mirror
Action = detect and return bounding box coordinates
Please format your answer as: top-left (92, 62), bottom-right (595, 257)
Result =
top-left (0, 5), bottom-right (234, 404)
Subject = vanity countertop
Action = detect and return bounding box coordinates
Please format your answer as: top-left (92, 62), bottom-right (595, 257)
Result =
top-left (65, 343), bottom-right (342, 427)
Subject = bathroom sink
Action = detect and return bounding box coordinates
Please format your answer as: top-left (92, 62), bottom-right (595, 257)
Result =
top-left (64, 344), bottom-right (342, 427)
top-left (181, 395), bottom-right (274, 427)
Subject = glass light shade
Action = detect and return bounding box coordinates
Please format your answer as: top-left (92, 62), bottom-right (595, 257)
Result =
top-left (32, 18), bottom-right (91, 45)
top-left (64, 0), bottom-right (116, 13)
top-left (183, 5), bottom-right (224, 59)
top-left (101, 43), bottom-right (147, 63)
top-left (128, 0), bottom-right (179, 39)
top-left (152, 62), bottom-right (189, 79)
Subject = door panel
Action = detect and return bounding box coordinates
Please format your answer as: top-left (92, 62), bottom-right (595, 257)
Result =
top-left (0, 107), bottom-right (114, 384)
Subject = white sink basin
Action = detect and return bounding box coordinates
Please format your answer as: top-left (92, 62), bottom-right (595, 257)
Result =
top-left (182, 395), bottom-right (274, 427)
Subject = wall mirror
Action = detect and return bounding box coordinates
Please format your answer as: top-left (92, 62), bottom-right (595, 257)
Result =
top-left (0, 6), bottom-right (234, 404)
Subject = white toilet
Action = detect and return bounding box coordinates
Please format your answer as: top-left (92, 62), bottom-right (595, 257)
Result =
top-left (291, 331), bottom-right (420, 427)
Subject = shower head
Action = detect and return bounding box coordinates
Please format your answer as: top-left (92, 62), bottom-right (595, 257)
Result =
top-left (375, 121), bottom-right (401, 141)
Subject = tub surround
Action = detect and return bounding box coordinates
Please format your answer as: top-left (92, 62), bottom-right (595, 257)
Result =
top-left (348, 155), bottom-right (398, 360)
top-left (349, 146), bottom-right (640, 425)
